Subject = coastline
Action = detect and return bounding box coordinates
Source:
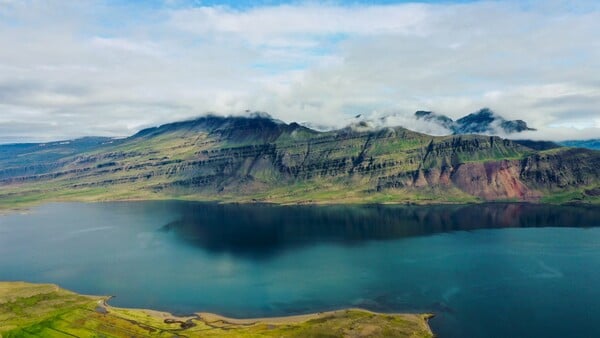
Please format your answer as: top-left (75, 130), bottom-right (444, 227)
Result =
top-left (1, 192), bottom-right (597, 216)
top-left (0, 192), bottom-right (475, 213)
top-left (0, 281), bottom-right (434, 337)
top-left (194, 308), bottom-right (434, 326)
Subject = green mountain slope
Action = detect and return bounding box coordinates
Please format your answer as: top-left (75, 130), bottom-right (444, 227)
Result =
top-left (1, 115), bottom-right (599, 207)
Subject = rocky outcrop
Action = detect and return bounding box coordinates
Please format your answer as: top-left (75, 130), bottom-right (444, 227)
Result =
top-left (451, 160), bottom-right (540, 200)
top-left (519, 148), bottom-right (600, 189)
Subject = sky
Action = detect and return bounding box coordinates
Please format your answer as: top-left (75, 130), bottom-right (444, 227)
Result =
top-left (0, 0), bottom-right (599, 143)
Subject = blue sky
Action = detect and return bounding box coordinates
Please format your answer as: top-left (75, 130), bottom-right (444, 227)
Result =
top-left (0, 0), bottom-right (599, 142)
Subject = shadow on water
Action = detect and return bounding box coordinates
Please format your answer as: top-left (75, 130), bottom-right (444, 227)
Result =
top-left (160, 202), bottom-right (600, 259)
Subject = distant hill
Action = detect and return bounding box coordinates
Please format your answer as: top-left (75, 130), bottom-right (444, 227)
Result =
top-left (415, 108), bottom-right (535, 135)
top-left (512, 140), bottom-right (561, 151)
top-left (0, 113), bottom-right (598, 207)
top-left (559, 139), bottom-right (600, 150)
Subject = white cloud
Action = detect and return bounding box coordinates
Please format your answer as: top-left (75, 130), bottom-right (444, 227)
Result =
top-left (0, 0), bottom-right (599, 143)
top-left (168, 4), bottom-right (431, 40)
top-left (90, 37), bottom-right (163, 57)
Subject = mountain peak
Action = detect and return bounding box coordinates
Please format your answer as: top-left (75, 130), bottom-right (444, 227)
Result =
top-left (132, 113), bottom-right (318, 144)
top-left (414, 110), bottom-right (455, 130)
top-left (456, 108), bottom-right (494, 123)
top-left (415, 108), bottom-right (535, 135)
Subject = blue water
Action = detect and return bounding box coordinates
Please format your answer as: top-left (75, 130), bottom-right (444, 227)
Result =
top-left (1, 202), bottom-right (599, 337)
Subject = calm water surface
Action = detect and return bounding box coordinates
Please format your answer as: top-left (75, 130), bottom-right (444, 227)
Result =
top-left (1, 202), bottom-right (599, 337)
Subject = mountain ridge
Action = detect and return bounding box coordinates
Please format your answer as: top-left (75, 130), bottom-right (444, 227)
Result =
top-left (415, 108), bottom-right (535, 135)
top-left (0, 113), bottom-right (598, 208)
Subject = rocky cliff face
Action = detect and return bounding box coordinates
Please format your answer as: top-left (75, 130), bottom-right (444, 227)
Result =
top-left (0, 115), bottom-right (598, 204)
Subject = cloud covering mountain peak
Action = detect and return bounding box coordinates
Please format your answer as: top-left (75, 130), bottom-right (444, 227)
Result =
top-left (336, 108), bottom-right (536, 138)
top-left (416, 108), bottom-right (535, 135)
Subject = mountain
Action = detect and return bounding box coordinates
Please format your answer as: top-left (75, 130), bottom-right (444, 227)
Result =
top-left (559, 139), bottom-right (600, 150)
top-left (0, 136), bottom-right (118, 172)
top-left (0, 114), bottom-right (598, 207)
top-left (415, 108), bottom-right (535, 135)
top-left (415, 110), bottom-right (455, 130)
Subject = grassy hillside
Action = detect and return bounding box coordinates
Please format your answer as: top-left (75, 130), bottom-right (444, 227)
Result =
top-left (0, 282), bottom-right (433, 338)
top-left (0, 115), bottom-right (598, 209)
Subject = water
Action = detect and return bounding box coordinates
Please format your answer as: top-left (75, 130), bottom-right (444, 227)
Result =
top-left (1, 202), bottom-right (599, 337)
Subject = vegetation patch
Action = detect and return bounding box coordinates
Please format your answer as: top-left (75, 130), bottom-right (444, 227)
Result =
top-left (0, 282), bottom-right (434, 338)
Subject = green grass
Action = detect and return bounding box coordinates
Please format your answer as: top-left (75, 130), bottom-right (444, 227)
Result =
top-left (540, 188), bottom-right (600, 204)
top-left (0, 282), bottom-right (434, 338)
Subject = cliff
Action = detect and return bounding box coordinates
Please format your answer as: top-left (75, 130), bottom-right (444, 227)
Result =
top-left (0, 114), bottom-right (598, 206)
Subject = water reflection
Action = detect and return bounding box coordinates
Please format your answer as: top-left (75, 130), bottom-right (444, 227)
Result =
top-left (160, 203), bottom-right (600, 258)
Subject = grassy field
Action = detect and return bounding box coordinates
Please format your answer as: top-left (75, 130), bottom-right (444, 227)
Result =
top-left (0, 282), bottom-right (434, 338)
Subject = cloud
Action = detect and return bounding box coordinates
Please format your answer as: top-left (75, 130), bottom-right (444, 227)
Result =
top-left (0, 0), bottom-right (599, 143)
top-left (169, 4), bottom-right (431, 40)
top-left (352, 111), bottom-right (455, 136)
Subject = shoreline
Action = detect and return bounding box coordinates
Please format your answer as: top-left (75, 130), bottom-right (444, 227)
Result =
top-left (100, 296), bottom-right (434, 327)
top-left (101, 297), bottom-right (434, 329)
top-left (0, 195), bottom-right (475, 214)
top-left (196, 308), bottom-right (435, 326)
top-left (1, 194), bottom-right (595, 216)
